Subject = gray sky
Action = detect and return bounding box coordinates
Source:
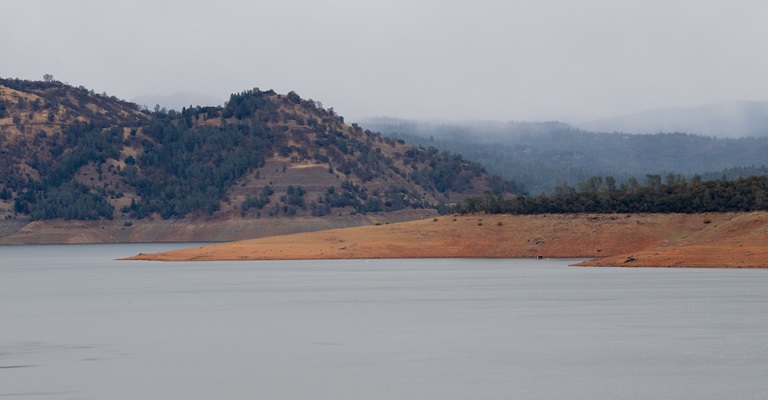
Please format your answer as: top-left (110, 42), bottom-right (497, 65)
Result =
top-left (3, 0), bottom-right (767, 122)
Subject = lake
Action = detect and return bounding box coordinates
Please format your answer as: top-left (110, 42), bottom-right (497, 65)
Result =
top-left (1, 243), bottom-right (767, 399)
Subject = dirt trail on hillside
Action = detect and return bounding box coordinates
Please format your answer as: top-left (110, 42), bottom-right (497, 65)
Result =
top-left (123, 213), bottom-right (768, 268)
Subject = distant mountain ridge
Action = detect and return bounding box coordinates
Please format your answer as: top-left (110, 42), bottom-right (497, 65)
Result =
top-left (577, 101), bottom-right (768, 137)
top-left (365, 117), bottom-right (768, 195)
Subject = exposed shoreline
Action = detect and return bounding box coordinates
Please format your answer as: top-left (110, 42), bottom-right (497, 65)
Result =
top-left (122, 212), bottom-right (768, 268)
top-left (0, 210), bottom-right (437, 244)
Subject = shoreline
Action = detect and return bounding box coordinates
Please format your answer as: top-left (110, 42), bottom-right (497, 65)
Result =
top-left (122, 212), bottom-right (768, 268)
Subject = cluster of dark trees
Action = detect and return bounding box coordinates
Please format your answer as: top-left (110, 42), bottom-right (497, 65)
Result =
top-left (10, 123), bottom-right (123, 220)
top-left (126, 118), bottom-right (274, 219)
top-left (405, 147), bottom-right (483, 194)
top-left (240, 185), bottom-right (275, 214)
top-left (221, 88), bottom-right (277, 120)
top-left (316, 181), bottom-right (428, 215)
top-left (24, 181), bottom-right (114, 220)
top-left (458, 175), bottom-right (768, 214)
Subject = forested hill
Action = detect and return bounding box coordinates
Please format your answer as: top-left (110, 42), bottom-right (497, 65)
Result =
top-left (364, 118), bottom-right (768, 194)
top-left (0, 78), bottom-right (519, 221)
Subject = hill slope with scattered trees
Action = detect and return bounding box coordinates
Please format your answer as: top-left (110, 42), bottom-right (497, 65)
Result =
top-left (0, 78), bottom-right (519, 222)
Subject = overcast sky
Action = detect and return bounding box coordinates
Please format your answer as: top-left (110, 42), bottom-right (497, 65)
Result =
top-left (3, 0), bottom-right (767, 122)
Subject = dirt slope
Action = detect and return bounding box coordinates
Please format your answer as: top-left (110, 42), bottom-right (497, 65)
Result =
top-left (578, 212), bottom-right (768, 268)
top-left (123, 212), bottom-right (768, 267)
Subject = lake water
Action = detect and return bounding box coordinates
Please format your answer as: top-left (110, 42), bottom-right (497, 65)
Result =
top-left (1, 244), bottom-right (767, 400)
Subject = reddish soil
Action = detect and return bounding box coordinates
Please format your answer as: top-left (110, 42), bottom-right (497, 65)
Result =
top-left (123, 212), bottom-right (768, 268)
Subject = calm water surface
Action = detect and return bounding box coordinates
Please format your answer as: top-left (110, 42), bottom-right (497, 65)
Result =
top-left (1, 244), bottom-right (767, 399)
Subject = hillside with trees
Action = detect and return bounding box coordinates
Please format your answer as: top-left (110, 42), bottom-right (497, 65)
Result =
top-left (3, 76), bottom-right (768, 237)
top-left (364, 118), bottom-right (768, 194)
top-left (0, 78), bottom-right (519, 223)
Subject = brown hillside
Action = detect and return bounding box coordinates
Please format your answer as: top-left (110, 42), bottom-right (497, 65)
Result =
top-left (0, 81), bottom-right (146, 138)
top-left (123, 212), bottom-right (768, 268)
top-left (1, 81), bottom-right (513, 226)
top-left (0, 79), bottom-right (149, 217)
top-left (206, 92), bottom-right (509, 218)
top-left (578, 212), bottom-right (768, 268)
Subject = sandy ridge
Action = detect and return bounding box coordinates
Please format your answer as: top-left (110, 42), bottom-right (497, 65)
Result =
top-left (123, 212), bottom-right (768, 268)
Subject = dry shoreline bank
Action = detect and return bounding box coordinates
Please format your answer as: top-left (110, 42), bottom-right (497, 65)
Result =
top-left (123, 212), bottom-right (768, 268)
top-left (0, 210), bottom-right (436, 244)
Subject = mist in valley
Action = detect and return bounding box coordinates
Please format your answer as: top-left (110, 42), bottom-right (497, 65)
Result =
top-left (362, 115), bottom-right (768, 195)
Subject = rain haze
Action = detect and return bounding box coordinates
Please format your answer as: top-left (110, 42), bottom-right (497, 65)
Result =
top-left (3, 0), bottom-right (768, 123)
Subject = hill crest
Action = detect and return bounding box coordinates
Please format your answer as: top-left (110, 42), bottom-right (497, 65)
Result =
top-left (0, 79), bottom-right (518, 224)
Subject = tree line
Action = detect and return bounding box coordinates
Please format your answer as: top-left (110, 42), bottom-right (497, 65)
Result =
top-left (458, 175), bottom-right (768, 214)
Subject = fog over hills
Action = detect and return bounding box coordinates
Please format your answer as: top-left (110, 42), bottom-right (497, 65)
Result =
top-left (361, 117), bottom-right (573, 144)
top-left (364, 115), bottom-right (768, 195)
top-left (577, 101), bottom-right (768, 138)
